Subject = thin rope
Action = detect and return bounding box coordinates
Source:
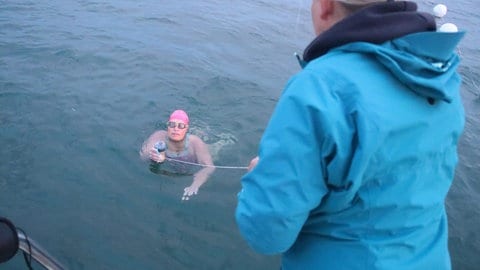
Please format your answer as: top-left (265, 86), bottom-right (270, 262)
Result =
top-left (292, 0), bottom-right (306, 44)
top-left (16, 227), bottom-right (34, 270)
top-left (165, 158), bottom-right (248, 170)
top-left (292, 0), bottom-right (308, 66)
top-left (294, 0), bottom-right (303, 37)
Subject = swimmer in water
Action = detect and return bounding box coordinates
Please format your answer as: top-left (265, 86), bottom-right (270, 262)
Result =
top-left (140, 109), bottom-right (215, 200)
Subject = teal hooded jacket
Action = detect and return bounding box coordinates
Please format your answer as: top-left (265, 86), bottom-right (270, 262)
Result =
top-left (235, 2), bottom-right (465, 269)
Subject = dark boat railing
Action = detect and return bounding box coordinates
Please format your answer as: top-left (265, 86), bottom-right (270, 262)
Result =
top-left (1, 217), bottom-right (66, 270)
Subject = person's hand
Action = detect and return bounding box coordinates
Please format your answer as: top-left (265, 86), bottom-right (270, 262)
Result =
top-left (248, 156), bottom-right (259, 171)
top-left (149, 149), bottom-right (165, 163)
top-left (182, 185), bottom-right (199, 201)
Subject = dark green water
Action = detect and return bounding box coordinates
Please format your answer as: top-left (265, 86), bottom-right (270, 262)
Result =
top-left (1, 0), bottom-right (479, 269)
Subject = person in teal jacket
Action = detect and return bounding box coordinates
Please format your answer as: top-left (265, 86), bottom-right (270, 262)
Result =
top-left (235, 0), bottom-right (465, 269)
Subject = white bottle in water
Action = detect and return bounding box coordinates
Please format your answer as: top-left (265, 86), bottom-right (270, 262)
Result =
top-left (154, 141), bottom-right (166, 163)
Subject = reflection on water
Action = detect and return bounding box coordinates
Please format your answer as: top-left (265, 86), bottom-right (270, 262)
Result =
top-left (149, 161), bottom-right (194, 176)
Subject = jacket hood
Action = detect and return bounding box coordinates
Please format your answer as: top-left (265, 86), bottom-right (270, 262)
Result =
top-left (303, 1), bottom-right (435, 61)
top-left (302, 1), bottom-right (465, 102)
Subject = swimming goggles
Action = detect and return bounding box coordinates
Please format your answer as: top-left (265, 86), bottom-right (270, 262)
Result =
top-left (166, 121), bottom-right (188, 129)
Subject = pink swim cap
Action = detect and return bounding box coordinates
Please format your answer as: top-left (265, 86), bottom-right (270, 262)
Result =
top-left (169, 109), bottom-right (189, 124)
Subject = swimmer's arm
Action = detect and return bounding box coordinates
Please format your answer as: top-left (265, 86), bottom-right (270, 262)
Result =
top-left (139, 130), bottom-right (166, 161)
top-left (191, 136), bottom-right (215, 188)
top-left (182, 136), bottom-right (216, 200)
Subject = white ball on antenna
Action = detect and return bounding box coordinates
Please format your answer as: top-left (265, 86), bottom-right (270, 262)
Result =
top-left (438, 23), bottom-right (458, 33)
top-left (433, 4), bottom-right (448, 18)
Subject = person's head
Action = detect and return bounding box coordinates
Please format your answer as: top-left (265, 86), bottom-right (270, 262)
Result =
top-left (311, 0), bottom-right (393, 35)
top-left (166, 109), bottom-right (189, 142)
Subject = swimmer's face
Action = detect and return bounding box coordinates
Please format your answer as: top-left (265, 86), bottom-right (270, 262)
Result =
top-left (167, 120), bottom-right (188, 142)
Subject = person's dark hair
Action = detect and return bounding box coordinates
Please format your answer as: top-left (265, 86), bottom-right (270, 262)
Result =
top-left (338, 0), bottom-right (394, 14)
top-left (339, 2), bottom-right (367, 13)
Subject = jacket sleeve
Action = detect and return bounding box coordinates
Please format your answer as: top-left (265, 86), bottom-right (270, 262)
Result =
top-left (235, 71), bottom-right (341, 254)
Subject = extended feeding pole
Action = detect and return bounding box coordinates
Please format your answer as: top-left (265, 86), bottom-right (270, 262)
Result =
top-left (0, 217), bottom-right (65, 270)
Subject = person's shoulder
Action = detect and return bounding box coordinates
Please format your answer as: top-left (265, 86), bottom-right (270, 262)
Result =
top-left (188, 134), bottom-right (209, 148)
top-left (149, 130), bottom-right (167, 139)
top-left (188, 134), bottom-right (204, 143)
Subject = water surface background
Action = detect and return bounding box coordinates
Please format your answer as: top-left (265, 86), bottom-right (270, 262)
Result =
top-left (1, 0), bottom-right (479, 269)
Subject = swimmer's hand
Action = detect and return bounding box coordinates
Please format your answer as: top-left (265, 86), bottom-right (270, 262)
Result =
top-left (248, 156), bottom-right (259, 172)
top-left (149, 148), bottom-right (165, 163)
top-left (182, 185), bottom-right (199, 201)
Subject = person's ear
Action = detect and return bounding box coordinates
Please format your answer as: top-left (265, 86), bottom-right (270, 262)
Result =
top-left (319, 0), bottom-right (335, 20)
